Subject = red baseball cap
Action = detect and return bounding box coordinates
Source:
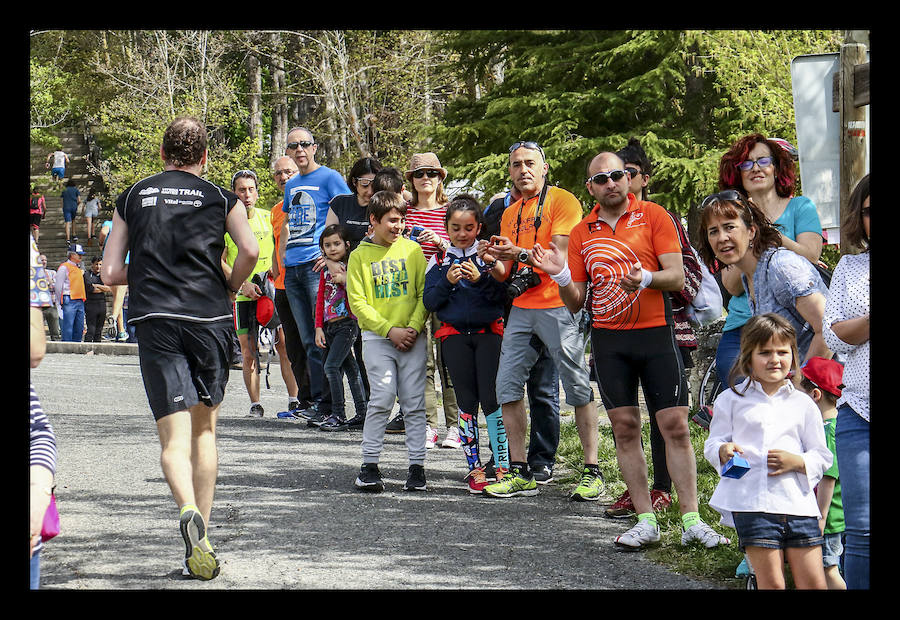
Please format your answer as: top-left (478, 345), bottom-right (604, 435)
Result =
top-left (800, 357), bottom-right (844, 397)
top-left (256, 295), bottom-right (275, 327)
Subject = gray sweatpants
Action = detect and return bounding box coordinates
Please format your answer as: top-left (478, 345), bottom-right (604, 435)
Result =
top-left (360, 334), bottom-right (427, 466)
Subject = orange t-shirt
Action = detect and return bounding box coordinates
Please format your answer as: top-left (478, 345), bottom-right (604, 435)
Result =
top-left (499, 185), bottom-right (584, 309)
top-left (568, 194), bottom-right (681, 330)
top-left (270, 199), bottom-right (286, 290)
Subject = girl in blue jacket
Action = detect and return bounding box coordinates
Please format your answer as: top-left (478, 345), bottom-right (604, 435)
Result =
top-left (424, 195), bottom-right (510, 494)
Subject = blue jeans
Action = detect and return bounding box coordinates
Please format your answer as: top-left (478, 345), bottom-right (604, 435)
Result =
top-left (283, 262), bottom-right (326, 404)
top-left (60, 296), bottom-right (85, 342)
top-left (836, 404), bottom-right (870, 589)
top-left (322, 319), bottom-right (367, 419)
top-left (526, 336), bottom-right (560, 470)
top-left (30, 551), bottom-right (40, 589)
top-left (715, 326), bottom-right (743, 386)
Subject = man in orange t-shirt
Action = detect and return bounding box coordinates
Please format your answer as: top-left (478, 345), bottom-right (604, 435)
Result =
top-left (532, 151), bottom-right (729, 551)
top-left (478, 141), bottom-right (599, 501)
top-left (270, 155), bottom-right (313, 413)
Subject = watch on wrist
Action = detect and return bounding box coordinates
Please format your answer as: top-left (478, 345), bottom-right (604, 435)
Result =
top-left (516, 249), bottom-right (529, 263)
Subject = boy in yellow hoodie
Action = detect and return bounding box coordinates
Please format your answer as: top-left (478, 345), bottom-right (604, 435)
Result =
top-left (346, 191), bottom-right (429, 492)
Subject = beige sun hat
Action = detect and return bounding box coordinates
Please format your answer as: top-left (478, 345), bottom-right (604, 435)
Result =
top-left (405, 152), bottom-right (447, 181)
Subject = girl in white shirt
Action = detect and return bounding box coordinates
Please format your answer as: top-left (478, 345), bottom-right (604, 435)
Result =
top-left (704, 313), bottom-right (832, 589)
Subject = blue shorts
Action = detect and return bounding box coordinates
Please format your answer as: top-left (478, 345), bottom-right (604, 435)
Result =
top-left (822, 532), bottom-right (844, 568)
top-left (63, 206), bottom-right (77, 222)
top-left (51, 166), bottom-right (65, 179)
top-left (732, 512), bottom-right (824, 551)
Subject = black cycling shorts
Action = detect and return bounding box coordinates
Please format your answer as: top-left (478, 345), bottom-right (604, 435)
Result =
top-left (590, 324), bottom-right (688, 412)
top-left (134, 318), bottom-right (233, 420)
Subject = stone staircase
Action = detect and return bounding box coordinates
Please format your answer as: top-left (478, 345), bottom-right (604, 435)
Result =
top-left (30, 126), bottom-right (110, 269)
top-left (32, 125), bottom-right (120, 342)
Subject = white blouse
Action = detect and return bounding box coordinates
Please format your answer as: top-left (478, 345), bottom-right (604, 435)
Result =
top-left (823, 251), bottom-right (870, 421)
top-left (704, 379), bottom-right (832, 528)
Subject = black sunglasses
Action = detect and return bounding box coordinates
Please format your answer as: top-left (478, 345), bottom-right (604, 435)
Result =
top-left (587, 170), bottom-right (629, 185)
top-left (231, 169), bottom-right (258, 188)
top-left (412, 170), bottom-right (441, 179)
top-left (700, 189), bottom-right (748, 209)
top-left (509, 140), bottom-right (545, 159)
top-left (625, 166), bottom-right (643, 178)
top-left (286, 141), bottom-right (315, 150)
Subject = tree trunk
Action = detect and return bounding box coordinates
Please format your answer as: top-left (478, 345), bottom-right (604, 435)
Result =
top-left (246, 52), bottom-right (263, 157)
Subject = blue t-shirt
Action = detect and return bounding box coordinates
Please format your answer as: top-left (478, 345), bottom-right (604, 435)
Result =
top-left (61, 185), bottom-right (80, 210)
top-left (282, 166), bottom-right (351, 266)
top-left (723, 195), bottom-right (822, 332)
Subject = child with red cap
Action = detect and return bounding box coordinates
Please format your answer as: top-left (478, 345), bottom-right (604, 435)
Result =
top-left (799, 356), bottom-right (846, 590)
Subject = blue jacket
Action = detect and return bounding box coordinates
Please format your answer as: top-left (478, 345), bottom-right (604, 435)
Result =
top-left (423, 241), bottom-right (507, 331)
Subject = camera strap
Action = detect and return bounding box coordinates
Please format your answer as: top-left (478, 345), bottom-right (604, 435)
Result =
top-left (512, 183), bottom-right (550, 268)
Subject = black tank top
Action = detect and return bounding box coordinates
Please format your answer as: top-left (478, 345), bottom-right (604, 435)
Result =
top-left (115, 170), bottom-right (238, 324)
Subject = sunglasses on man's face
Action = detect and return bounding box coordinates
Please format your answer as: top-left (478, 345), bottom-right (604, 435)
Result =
top-left (413, 170), bottom-right (441, 179)
top-left (509, 140), bottom-right (545, 159)
top-left (588, 170), bottom-right (629, 185)
top-left (287, 141), bottom-right (315, 150)
top-left (735, 156), bottom-right (773, 171)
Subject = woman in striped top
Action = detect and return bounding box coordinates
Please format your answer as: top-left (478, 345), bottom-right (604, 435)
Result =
top-left (30, 238), bottom-right (58, 589)
top-left (403, 153), bottom-right (460, 449)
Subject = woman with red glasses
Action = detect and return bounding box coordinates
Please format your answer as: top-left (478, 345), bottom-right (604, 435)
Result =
top-left (712, 134), bottom-right (824, 385)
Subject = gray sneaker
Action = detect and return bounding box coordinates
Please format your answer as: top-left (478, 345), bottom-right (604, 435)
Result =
top-left (614, 519), bottom-right (661, 550)
top-left (681, 521), bottom-right (731, 548)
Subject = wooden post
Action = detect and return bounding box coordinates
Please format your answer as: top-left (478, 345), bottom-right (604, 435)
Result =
top-left (839, 42), bottom-right (868, 255)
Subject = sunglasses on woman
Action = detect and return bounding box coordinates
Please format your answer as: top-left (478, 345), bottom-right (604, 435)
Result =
top-left (355, 177), bottom-right (375, 187)
top-left (700, 189), bottom-right (749, 209)
top-left (735, 157), bottom-right (773, 171)
top-left (587, 170), bottom-right (629, 185)
top-left (413, 170), bottom-right (441, 179)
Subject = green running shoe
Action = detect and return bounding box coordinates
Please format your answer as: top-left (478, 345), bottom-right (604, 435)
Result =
top-left (570, 466), bottom-right (605, 501)
top-left (179, 505), bottom-right (220, 580)
top-left (482, 469), bottom-right (538, 498)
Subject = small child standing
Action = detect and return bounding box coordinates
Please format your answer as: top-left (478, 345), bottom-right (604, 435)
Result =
top-left (798, 356), bottom-right (847, 590)
top-left (423, 195), bottom-right (510, 493)
top-left (704, 313), bottom-right (832, 590)
top-left (314, 224), bottom-right (368, 431)
top-left (346, 191), bottom-right (429, 492)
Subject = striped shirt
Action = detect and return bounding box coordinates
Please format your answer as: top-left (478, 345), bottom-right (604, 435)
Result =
top-left (405, 205), bottom-right (449, 264)
top-left (30, 383), bottom-right (57, 554)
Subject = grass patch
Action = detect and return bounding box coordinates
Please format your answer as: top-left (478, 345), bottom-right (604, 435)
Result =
top-left (555, 414), bottom-right (747, 588)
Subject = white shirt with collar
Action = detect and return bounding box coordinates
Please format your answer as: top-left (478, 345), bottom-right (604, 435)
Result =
top-left (704, 378), bottom-right (832, 529)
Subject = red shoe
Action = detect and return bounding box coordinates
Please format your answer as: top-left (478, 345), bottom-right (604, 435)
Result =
top-left (604, 489), bottom-right (634, 519)
top-left (466, 467), bottom-right (490, 494)
top-left (650, 489), bottom-right (672, 511)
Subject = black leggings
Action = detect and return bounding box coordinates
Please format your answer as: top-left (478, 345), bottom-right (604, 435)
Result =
top-left (439, 331), bottom-right (502, 414)
top-left (85, 302), bottom-right (107, 343)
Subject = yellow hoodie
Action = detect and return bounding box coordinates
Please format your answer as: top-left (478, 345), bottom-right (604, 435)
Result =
top-left (346, 237), bottom-right (428, 338)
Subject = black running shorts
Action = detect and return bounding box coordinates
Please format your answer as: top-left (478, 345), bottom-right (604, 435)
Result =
top-left (134, 318), bottom-right (233, 420)
top-left (590, 324), bottom-right (688, 412)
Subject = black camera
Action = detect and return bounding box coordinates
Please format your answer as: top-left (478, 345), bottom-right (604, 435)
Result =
top-left (507, 266), bottom-right (541, 299)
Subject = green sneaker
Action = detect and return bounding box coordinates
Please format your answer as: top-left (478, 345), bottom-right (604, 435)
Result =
top-left (179, 505), bottom-right (220, 580)
top-left (570, 466), bottom-right (605, 502)
top-left (482, 469), bottom-right (538, 498)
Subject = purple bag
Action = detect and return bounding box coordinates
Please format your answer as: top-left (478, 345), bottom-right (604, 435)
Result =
top-left (41, 494), bottom-right (60, 542)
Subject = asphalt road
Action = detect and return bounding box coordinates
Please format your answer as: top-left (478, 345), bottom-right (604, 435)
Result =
top-left (30, 349), bottom-right (724, 590)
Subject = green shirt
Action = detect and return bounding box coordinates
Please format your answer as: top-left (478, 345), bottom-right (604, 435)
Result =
top-left (346, 237), bottom-right (428, 338)
top-left (822, 418), bottom-right (844, 534)
top-left (224, 207), bottom-right (274, 301)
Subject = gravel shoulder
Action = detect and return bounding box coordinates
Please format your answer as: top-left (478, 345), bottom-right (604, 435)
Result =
top-left (31, 351), bottom-right (724, 590)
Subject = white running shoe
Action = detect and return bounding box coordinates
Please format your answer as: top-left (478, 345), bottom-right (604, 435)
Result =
top-left (681, 521), bottom-right (731, 548)
top-left (614, 519), bottom-right (661, 550)
top-left (441, 426), bottom-right (462, 448)
top-left (425, 425), bottom-right (439, 449)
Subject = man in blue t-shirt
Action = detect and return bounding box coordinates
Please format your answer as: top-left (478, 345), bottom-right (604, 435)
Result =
top-left (278, 127), bottom-right (351, 416)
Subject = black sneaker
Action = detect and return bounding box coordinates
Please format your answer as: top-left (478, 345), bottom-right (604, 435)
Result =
top-left (355, 463), bottom-right (384, 492)
top-left (344, 413), bottom-right (366, 430)
top-left (306, 410), bottom-right (329, 427)
top-left (290, 405), bottom-right (317, 421)
top-left (319, 414), bottom-right (348, 431)
top-left (385, 413), bottom-right (405, 434)
top-left (531, 464), bottom-right (554, 485)
top-left (692, 406), bottom-right (713, 430)
top-left (403, 464), bottom-right (427, 491)
top-left (247, 404), bottom-right (264, 418)
top-left (288, 400), bottom-right (301, 412)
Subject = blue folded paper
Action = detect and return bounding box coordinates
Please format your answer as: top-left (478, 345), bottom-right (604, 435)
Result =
top-left (721, 454), bottom-right (750, 479)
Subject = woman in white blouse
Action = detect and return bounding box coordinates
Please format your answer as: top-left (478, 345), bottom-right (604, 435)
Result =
top-left (823, 174), bottom-right (870, 590)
